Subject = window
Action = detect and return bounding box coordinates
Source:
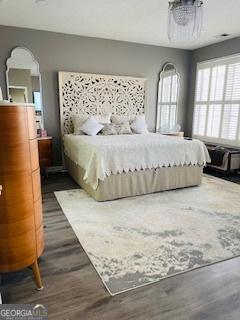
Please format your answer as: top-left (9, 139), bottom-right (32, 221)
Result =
top-left (193, 55), bottom-right (240, 147)
top-left (158, 70), bottom-right (179, 131)
top-left (33, 91), bottom-right (42, 112)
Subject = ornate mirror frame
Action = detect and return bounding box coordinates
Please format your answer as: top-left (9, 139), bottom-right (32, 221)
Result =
top-left (6, 47), bottom-right (44, 128)
top-left (156, 62), bottom-right (180, 133)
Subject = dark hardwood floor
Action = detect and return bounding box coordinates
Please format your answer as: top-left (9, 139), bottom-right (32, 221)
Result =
top-left (204, 168), bottom-right (240, 185)
top-left (1, 172), bottom-right (240, 320)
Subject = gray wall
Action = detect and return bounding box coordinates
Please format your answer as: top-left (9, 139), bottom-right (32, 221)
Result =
top-left (187, 37), bottom-right (240, 136)
top-left (0, 25), bottom-right (191, 165)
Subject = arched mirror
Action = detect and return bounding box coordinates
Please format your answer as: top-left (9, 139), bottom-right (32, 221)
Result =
top-left (156, 63), bottom-right (180, 133)
top-left (6, 47), bottom-right (44, 129)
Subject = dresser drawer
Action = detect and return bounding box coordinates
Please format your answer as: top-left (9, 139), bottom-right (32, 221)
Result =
top-left (0, 199), bottom-right (34, 224)
top-left (0, 215), bottom-right (35, 238)
top-left (0, 227), bottom-right (36, 251)
top-left (27, 107), bottom-right (37, 140)
top-left (30, 139), bottom-right (39, 171)
top-left (0, 143), bottom-right (31, 175)
top-left (34, 197), bottom-right (43, 230)
top-left (0, 106), bottom-right (29, 146)
top-left (0, 173), bottom-right (33, 207)
top-left (32, 169), bottom-right (41, 202)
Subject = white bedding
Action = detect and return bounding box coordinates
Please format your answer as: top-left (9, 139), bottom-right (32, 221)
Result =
top-left (63, 133), bottom-right (210, 190)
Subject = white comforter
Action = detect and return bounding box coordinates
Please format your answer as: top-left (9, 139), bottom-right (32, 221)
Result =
top-left (64, 133), bottom-right (210, 190)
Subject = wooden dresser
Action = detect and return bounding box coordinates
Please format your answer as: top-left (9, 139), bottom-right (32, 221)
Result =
top-left (0, 103), bottom-right (44, 289)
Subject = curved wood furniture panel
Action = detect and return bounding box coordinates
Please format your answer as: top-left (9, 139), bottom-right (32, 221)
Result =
top-left (0, 103), bottom-right (44, 290)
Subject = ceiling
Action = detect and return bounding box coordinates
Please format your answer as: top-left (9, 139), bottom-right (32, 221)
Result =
top-left (0, 0), bottom-right (239, 50)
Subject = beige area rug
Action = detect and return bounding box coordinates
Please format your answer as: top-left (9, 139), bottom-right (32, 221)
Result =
top-left (55, 175), bottom-right (240, 295)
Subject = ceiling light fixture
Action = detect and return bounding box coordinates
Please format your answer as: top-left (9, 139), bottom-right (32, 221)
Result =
top-left (168, 0), bottom-right (203, 43)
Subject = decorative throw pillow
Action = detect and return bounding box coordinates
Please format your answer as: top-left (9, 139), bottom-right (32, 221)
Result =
top-left (93, 113), bottom-right (112, 124)
top-left (101, 124), bottom-right (118, 135)
top-left (131, 114), bottom-right (148, 134)
top-left (101, 122), bottom-right (132, 135)
top-left (111, 115), bottom-right (135, 125)
top-left (80, 117), bottom-right (104, 136)
top-left (115, 122), bottom-right (132, 134)
top-left (72, 114), bottom-right (89, 135)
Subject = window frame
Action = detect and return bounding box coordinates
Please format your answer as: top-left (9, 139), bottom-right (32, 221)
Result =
top-left (193, 53), bottom-right (240, 148)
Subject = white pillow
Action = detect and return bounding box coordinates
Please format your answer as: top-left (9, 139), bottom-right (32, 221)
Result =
top-left (131, 114), bottom-right (148, 134)
top-left (72, 114), bottom-right (88, 135)
top-left (93, 113), bottom-right (112, 124)
top-left (73, 113), bottom-right (111, 134)
top-left (80, 117), bottom-right (104, 136)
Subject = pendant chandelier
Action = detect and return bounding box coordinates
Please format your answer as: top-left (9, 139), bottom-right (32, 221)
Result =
top-left (168, 0), bottom-right (203, 43)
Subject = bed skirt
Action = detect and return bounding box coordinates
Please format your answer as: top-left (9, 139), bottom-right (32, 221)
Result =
top-left (65, 155), bottom-right (203, 201)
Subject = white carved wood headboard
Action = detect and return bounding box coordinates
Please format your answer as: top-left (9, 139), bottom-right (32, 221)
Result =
top-left (58, 71), bottom-right (146, 135)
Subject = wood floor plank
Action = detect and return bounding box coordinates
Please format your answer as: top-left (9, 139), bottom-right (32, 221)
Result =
top-left (1, 172), bottom-right (240, 320)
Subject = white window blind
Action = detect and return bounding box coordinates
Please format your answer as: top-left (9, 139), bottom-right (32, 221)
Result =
top-left (158, 71), bottom-right (179, 131)
top-left (193, 55), bottom-right (240, 147)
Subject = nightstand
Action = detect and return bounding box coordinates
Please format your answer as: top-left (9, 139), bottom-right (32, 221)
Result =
top-left (162, 131), bottom-right (184, 137)
top-left (38, 136), bottom-right (53, 177)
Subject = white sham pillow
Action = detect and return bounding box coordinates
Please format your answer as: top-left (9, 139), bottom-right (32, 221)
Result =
top-left (131, 114), bottom-right (148, 134)
top-left (72, 114), bottom-right (89, 135)
top-left (80, 117), bottom-right (104, 136)
top-left (73, 113), bottom-right (111, 134)
top-left (93, 113), bottom-right (112, 124)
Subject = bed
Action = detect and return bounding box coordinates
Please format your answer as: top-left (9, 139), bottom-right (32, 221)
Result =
top-left (58, 71), bottom-right (210, 201)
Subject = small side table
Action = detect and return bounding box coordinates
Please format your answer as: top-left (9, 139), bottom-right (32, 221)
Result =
top-left (162, 131), bottom-right (184, 137)
top-left (38, 136), bottom-right (53, 178)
